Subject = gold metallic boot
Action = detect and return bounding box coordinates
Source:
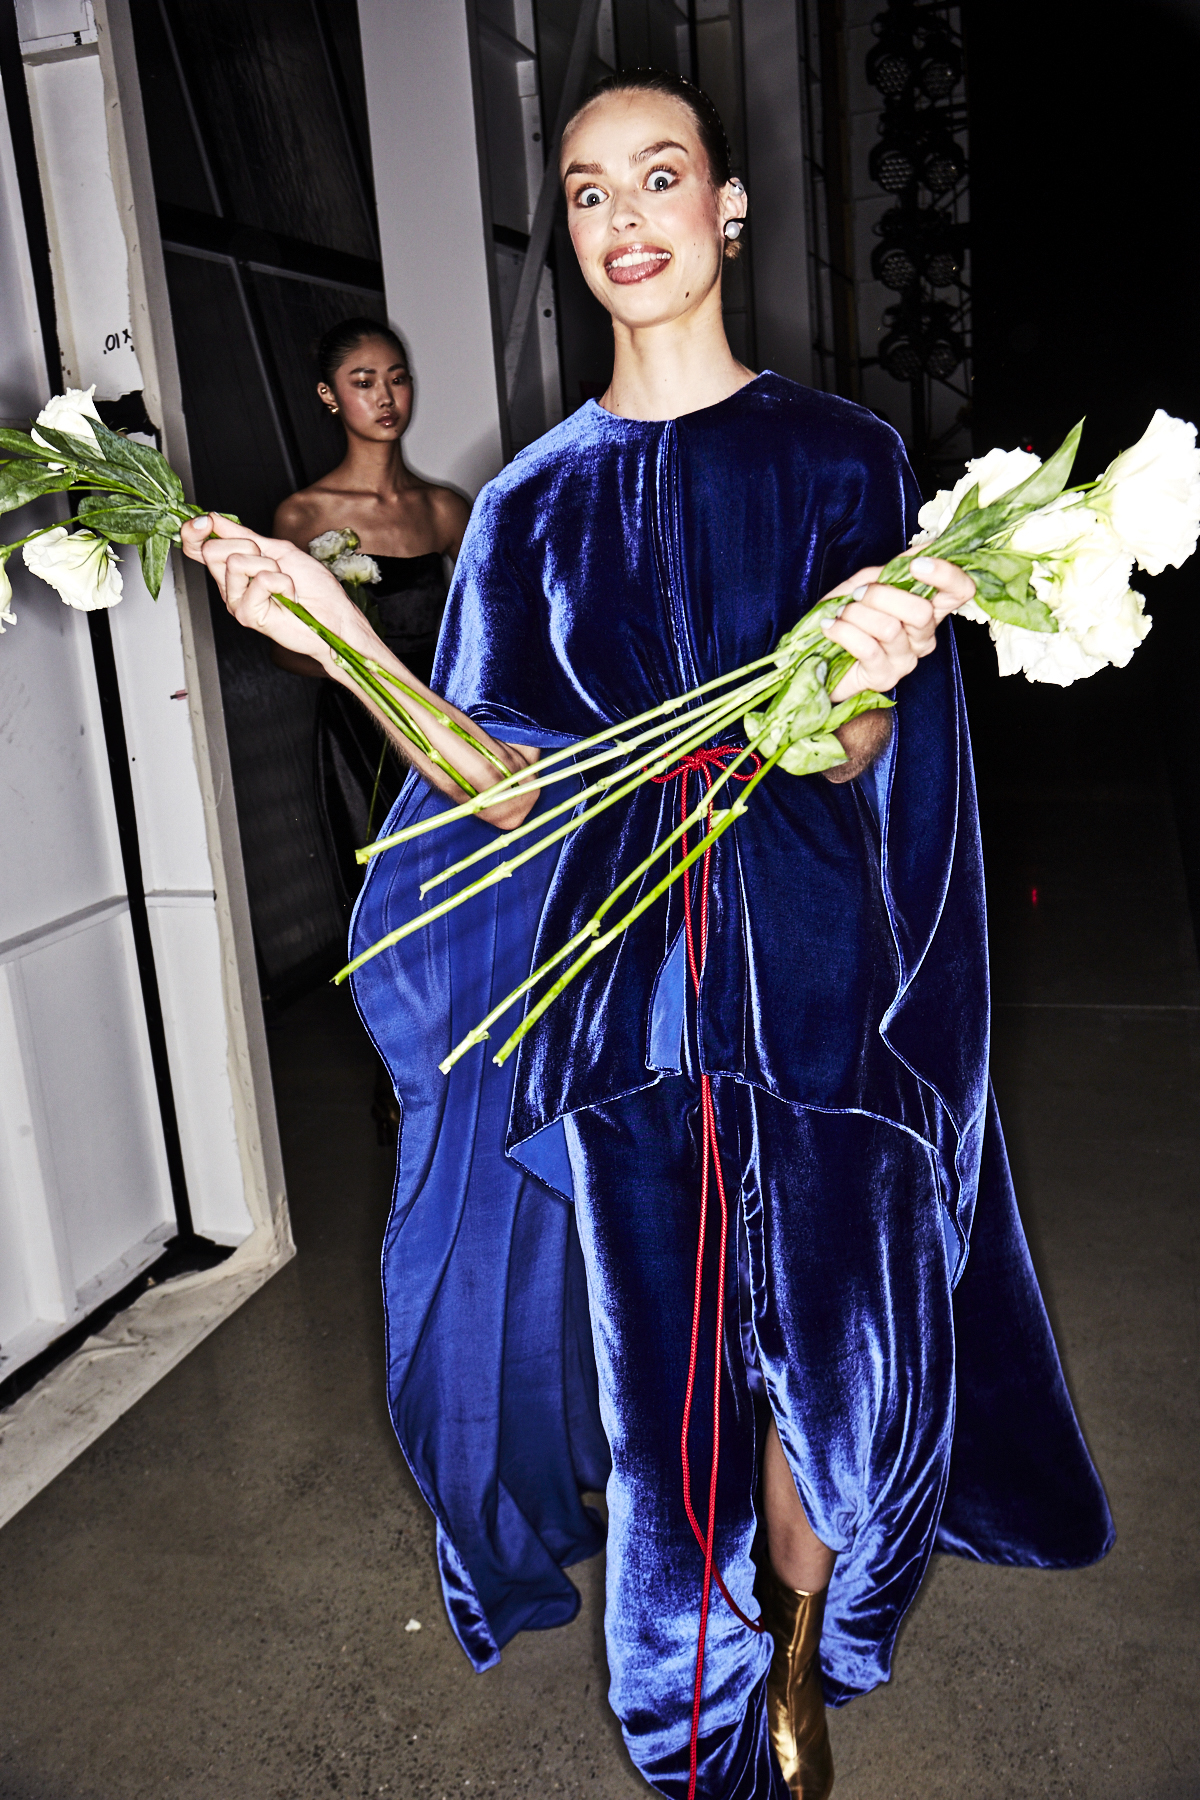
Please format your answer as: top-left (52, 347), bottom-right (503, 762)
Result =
top-left (755, 1550), bottom-right (834, 1800)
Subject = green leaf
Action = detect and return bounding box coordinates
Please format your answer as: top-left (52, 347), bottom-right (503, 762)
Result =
top-left (999, 419), bottom-right (1084, 512)
top-left (139, 531), bottom-right (173, 599)
top-left (0, 428), bottom-right (45, 458)
top-left (778, 732), bottom-right (848, 776)
top-left (73, 501), bottom-right (168, 544)
top-left (948, 481), bottom-right (981, 526)
top-left (89, 420), bottom-right (186, 507)
top-left (0, 463), bottom-right (73, 512)
top-left (826, 689), bottom-right (895, 732)
top-left (972, 591), bottom-right (1058, 632)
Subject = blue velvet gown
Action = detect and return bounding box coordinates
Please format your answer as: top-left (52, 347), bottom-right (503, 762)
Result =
top-left (349, 374), bottom-right (1113, 1796)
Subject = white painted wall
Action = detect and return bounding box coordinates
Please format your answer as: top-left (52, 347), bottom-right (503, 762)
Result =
top-left (0, 59), bottom-right (174, 1377)
top-left (357, 0), bottom-right (506, 499)
top-left (742, 0), bottom-right (815, 388)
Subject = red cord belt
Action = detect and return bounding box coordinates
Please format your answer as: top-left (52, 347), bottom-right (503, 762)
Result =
top-left (653, 746), bottom-right (766, 1800)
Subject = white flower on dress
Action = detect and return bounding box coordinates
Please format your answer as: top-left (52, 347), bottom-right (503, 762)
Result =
top-left (330, 551), bottom-right (381, 588)
top-left (23, 528), bottom-right (123, 611)
top-left (913, 445), bottom-right (1044, 544)
top-left (31, 386), bottom-right (103, 463)
top-left (309, 528), bottom-right (358, 564)
top-left (1089, 409), bottom-right (1200, 575)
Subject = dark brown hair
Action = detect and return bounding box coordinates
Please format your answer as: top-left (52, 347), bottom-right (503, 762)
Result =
top-left (316, 317), bottom-right (408, 390)
top-left (566, 68), bottom-right (742, 255)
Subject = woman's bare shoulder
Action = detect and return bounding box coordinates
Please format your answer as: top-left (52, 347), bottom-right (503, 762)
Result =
top-left (272, 479), bottom-right (356, 546)
top-left (424, 482), bottom-right (471, 553)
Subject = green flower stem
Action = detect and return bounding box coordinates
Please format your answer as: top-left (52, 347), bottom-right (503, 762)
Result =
top-left (367, 661), bottom-right (511, 778)
top-left (331, 686), bottom-right (760, 988)
top-left (483, 744), bottom-right (786, 1070)
top-left (366, 737), bottom-right (389, 839)
top-left (417, 670), bottom-right (781, 898)
top-left (438, 743), bottom-right (766, 1072)
top-left (359, 676), bottom-right (758, 873)
top-left (357, 652), bottom-right (784, 861)
top-left (274, 593), bottom-right (483, 798)
top-left (0, 514), bottom-right (105, 552)
top-left (333, 648), bottom-right (480, 797)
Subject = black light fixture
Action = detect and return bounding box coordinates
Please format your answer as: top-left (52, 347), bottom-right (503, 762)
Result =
top-left (868, 130), bottom-right (919, 194)
top-left (917, 33), bottom-right (962, 99)
top-left (922, 302), bottom-right (964, 377)
top-left (879, 300), bottom-right (965, 381)
top-left (919, 129), bottom-right (967, 195)
top-left (865, 36), bottom-right (915, 100)
top-left (923, 234), bottom-right (961, 288)
top-left (871, 238), bottom-right (921, 291)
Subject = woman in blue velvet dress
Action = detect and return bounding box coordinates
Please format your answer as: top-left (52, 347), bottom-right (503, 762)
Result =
top-left (184, 69), bottom-right (1113, 1800)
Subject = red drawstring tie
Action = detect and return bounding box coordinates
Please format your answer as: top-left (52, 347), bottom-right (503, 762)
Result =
top-left (653, 745), bottom-right (765, 1800)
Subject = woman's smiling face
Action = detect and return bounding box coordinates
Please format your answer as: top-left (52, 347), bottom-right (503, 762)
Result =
top-left (560, 90), bottom-right (743, 332)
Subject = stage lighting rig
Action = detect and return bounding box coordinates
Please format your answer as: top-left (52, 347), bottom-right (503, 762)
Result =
top-left (862, 0), bottom-right (971, 471)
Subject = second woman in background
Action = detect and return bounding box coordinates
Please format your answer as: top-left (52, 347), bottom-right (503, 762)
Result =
top-left (272, 317), bottom-right (469, 915)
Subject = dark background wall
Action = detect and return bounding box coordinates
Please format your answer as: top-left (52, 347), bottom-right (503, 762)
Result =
top-left (961, 0), bottom-right (1200, 931)
top-left (129, 0), bottom-right (386, 1001)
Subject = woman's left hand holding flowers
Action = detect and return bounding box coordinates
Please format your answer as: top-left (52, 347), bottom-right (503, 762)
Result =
top-left (823, 555), bottom-right (976, 702)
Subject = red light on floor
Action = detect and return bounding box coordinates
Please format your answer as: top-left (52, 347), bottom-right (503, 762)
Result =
top-left (1030, 887), bottom-right (1038, 906)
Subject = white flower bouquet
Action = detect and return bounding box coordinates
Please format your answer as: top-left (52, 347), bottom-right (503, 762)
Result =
top-left (3, 395), bottom-right (1198, 1070)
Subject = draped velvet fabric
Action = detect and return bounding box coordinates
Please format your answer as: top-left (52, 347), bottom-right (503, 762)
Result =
top-left (350, 376), bottom-right (1113, 1781)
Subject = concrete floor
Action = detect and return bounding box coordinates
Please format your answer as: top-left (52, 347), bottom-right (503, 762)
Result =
top-left (1, 767), bottom-right (1198, 1799)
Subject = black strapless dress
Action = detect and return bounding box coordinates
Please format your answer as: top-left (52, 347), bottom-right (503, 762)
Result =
top-left (313, 551), bottom-right (448, 915)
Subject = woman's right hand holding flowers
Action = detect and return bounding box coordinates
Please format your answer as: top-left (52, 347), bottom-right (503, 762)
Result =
top-left (181, 511), bottom-right (377, 669)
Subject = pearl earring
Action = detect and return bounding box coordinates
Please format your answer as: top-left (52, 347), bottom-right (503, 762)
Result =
top-left (724, 219), bottom-right (743, 241)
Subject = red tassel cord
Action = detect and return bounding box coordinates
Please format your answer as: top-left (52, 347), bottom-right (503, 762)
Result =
top-left (653, 746), bottom-right (765, 1800)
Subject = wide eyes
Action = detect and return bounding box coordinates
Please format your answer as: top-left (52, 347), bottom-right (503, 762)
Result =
top-left (571, 168), bottom-right (680, 209)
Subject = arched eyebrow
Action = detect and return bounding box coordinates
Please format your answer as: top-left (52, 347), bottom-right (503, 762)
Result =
top-left (563, 140), bottom-right (691, 181)
top-left (633, 139), bottom-right (688, 162)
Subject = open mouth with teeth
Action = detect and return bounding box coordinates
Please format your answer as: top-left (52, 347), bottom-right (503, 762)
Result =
top-left (604, 244), bottom-right (673, 285)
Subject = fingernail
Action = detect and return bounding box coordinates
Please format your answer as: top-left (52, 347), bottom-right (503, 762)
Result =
top-left (911, 557), bottom-right (934, 578)
top-left (190, 514), bottom-right (210, 531)
top-left (851, 583), bottom-right (868, 601)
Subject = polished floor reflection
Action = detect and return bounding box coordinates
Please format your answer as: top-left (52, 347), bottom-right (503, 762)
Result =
top-left (0, 760), bottom-right (1196, 1799)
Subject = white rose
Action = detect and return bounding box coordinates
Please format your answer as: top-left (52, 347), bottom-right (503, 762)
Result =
top-left (913, 445), bottom-right (1043, 544)
top-left (1006, 495), bottom-right (1101, 560)
top-left (990, 619), bottom-right (1107, 686)
top-left (23, 528), bottom-right (123, 611)
top-left (1081, 585), bottom-right (1152, 668)
top-left (1090, 409), bottom-right (1200, 575)
top-left (32, 385), bottom-right (102, 459)
top-left (0, 557), bottom-right (14, 632)
top-left (1032, 539), bottom-right (1136, 636)
top-left (331, 551), bottom-right (381, 587)
top-left (309, 528), bottom-right (357, 563)
top-left (986, 537), bottom-right (1151, 684)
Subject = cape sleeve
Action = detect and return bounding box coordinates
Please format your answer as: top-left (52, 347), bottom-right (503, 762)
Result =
top-left (349, 476), bottom-right (612, 1672)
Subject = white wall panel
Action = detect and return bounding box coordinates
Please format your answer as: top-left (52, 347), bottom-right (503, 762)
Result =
top-left (22, 44), bottom-right (142, 397)
top-left (0, 593), bottom-right (124, 941)
top-left (358, 0), bottom-right (505, 498)
top-left (106, 545), bottom-right (252, 1244)
top-left (12, 910), bottom-right (172, 1294)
